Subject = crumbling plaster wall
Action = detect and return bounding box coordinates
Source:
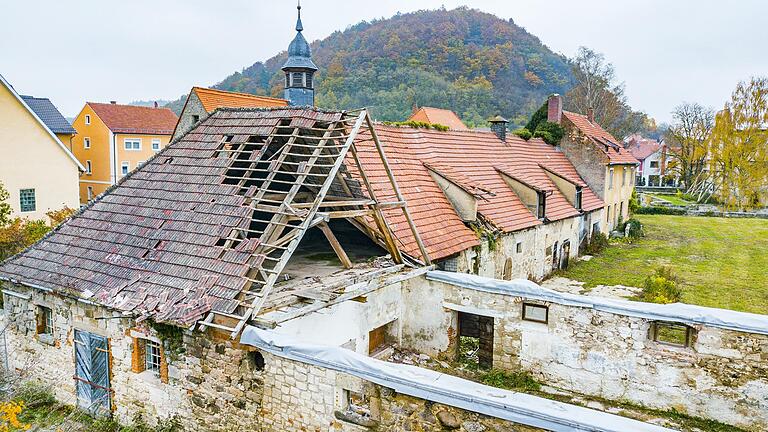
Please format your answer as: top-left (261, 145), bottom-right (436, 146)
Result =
top-left (268, 280), bottom-right (403, 355)
top-left (259, 352), bottom-right (546, 432)
top-left (453, 211), bottom-right (599, 282)
top-left (171, 91), bottom-right (207, 141)
top-left (399, 279), bottom-right (768, 430)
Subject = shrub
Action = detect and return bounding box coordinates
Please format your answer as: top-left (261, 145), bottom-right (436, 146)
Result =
top-left (629, 189), bottom-right (641, 214)
top-left (638, 267), bottom-right (682, 304)
top-left (624, 218), bottom-right (644, 238)
top-left (532, 121), bottom-right (565, 145)
top-left (635, 206), bottom-right (686, 215)
top-left (513, 128), bottom-right (532, 140)
top-left (480, 369), bottom-right (540, 392)
top-left (585, 231), bottom-right (609, 255)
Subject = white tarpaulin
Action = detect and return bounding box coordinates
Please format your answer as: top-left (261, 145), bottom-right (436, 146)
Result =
top-left (241, 326), bottom-right (676, 432)
top-left (426, 271), bottom-right (768, 335)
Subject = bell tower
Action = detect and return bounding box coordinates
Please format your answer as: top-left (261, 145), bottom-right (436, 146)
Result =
top-left (282, 2), bottom-right (318, 106)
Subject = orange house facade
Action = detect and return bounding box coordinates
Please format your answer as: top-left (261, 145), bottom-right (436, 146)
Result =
top-left (71, 102), bottom-right (178, 204)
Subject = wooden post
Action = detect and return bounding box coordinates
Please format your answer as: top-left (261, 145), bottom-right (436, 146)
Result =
top-left (317, 221), bottom-right (353, 269)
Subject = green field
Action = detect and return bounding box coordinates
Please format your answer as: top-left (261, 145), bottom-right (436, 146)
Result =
top-left (562, 215), bottom-right (768, 314)
top-left (648, 193), bottom-right (695, 206)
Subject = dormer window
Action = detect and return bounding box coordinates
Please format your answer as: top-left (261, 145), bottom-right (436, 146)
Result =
top-left (537, 192), bottom-right (546, 220)
top-left (575, 187), bottom-right (583, 210)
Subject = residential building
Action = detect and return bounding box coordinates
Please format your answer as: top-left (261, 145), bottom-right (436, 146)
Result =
top-left (407, 106), bottom-right (468, 130)
top-left (20, 95), bottom-right (77, 148)
top-left (625, 135), bottom-right (678, 186)
top-left (172, 87), bottom-right (288, 141)
top-left (0, 74), bottom-right (82, 220)
top-left (70, 101), bottom-right (178, 204)
top-left (359, 115), bottom-right (604, 281)
top-left (545, 94), bottom-right (639, 232)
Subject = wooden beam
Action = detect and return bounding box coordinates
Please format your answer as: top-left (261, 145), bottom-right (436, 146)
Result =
top-left (317, 221), bottom-right (353, 269)
top-left (326, 209), bottom-right (374, 219)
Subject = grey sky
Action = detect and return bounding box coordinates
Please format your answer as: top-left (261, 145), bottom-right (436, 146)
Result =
top-left (1, 1), bottom-right (766, 123)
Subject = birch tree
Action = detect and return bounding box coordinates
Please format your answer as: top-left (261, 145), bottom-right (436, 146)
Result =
top-left (664, 103), bottom-right (714, 194)
top-left (709, 77), bottom-right (768, 210)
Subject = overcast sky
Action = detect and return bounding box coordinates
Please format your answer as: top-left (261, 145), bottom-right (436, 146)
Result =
top-left (1, 0), bottom-right (766, 123)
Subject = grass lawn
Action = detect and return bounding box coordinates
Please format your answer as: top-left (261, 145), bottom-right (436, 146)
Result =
top-left (648, 193), bottom-right (695, 206)
top-left (561, 215), bottom-right (768, 314)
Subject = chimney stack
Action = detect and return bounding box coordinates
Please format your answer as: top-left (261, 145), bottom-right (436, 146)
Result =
top-left (153, 101), bottom-right (159, 108)
top-left (547, 94), bottom-right (562, 124)
top-left (110, 100), bottom-right (117, 105)
top-left (587, 107), bottom-right (595, 123)
top-left (488, 115), bottom-right (508, 142)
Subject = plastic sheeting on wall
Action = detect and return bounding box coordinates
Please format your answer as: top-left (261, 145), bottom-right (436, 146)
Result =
top-left (426, 270), bottom-right (768, 335)
top-left (241, 326), bottom-right (676, 432)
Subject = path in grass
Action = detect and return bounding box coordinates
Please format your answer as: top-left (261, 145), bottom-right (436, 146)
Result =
top-left (648, 193), bottom-right (694, 206)
top-left (561, 215), bottom-right (768, 314)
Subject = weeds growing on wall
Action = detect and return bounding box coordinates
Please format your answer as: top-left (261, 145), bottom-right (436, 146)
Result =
top-left (149, 322), bottom-right (186, 362)
top-left (480, 369), bottom-right (541, 392)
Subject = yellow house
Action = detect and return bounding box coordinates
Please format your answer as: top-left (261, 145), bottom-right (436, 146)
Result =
top-left (0, 74), bottom-right (83, 221)
top-left (71, 102), bottom-right (178, 204)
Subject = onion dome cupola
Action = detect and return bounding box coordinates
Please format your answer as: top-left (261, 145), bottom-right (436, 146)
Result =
top-left (282, 3), bottom-right (318, 107)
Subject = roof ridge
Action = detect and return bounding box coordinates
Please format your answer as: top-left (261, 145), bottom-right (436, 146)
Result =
top-left (193, 86), bottom-right (287, 102)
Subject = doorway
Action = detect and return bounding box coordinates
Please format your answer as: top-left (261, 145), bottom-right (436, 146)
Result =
top-left (457, 312), bottom-right (494, 369)
top-left (74, 330), bottom-right (111, 415)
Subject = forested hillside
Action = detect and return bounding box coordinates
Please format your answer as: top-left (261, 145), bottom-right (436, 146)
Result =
top-left (168, 7), bottom-right (574, 127)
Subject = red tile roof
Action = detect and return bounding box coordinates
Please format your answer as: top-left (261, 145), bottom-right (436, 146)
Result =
top-left (562, 111), bottom-right (639, 165)
top-left (408, 107), bottom-right (468, 130)
top-left (626, 138), bottom-right (661, 161)
top-left (89, 102), bottom-right (179, 135)
top-left (353, 126), bottom-right (603, 260)
top-left (193, 87), bottom-right (288, 112)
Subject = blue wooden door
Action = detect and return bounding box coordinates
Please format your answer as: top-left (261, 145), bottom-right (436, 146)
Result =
top-left (74, 330), bottom-right (111, 415)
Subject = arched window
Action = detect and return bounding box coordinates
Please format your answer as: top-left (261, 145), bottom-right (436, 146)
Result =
top-left (503, 258), bottom-right (513, 280)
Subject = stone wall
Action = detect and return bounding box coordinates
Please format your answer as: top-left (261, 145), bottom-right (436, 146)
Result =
top-left (172, 91), bottom-right (207, 141)
top-left (452, 211), bottom-right (600, 282)
top-left (259, 352), bottom-right (546, 432)
top-left (405, 278), bottom-right (768, 430)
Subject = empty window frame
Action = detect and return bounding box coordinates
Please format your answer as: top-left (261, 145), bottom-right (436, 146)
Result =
top-left (343, 389), bottom-right (372, 418)
top-left (121, 162), bottom-right (129, 176)
top-left (123, 138), bottom-right (141, 151)
top-left (36, 305), bottom-right (53, 335)
top-left (650, 322), bottom-right (694, 347)
top-left (536, 191), bottom-right (546, 219)
top-left (84, 137), bottom-right (91, 149)
top-left (86, 160), bottom-right (92, 174)
top-left (522, 303), bottom-right (548, 323)
top-left (85, 114), bottom-right (91, 125)
top-left (516, 241), bottom-right (523, 253)
top-left (19, 188), bottom-right (36, 212)
top-left (574, 187), bottom-right (583, 210)
top-left (191, 114), bottom-right (200, 124)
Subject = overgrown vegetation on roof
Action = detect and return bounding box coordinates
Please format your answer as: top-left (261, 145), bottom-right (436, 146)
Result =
top-left (382, 120), bottom-right (449, 131)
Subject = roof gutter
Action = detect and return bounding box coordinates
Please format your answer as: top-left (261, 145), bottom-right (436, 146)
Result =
top-left (0, 275), bottom-right (102, 307)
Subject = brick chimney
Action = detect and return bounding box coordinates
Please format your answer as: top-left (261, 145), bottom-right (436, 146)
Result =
top-left (587, 107), bottom-right (595, 123)
top-left (488, 115), bottom-right (508, 141)
top-left (547, 94), bottom-right (562, 124)
top-left (110, 100), bottom-right (116, 104)
top-left (153, 101), bottom-right (159, 108)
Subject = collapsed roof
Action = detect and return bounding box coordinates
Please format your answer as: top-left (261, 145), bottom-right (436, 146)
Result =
top-left (0, 107), bottom-right (425, 338)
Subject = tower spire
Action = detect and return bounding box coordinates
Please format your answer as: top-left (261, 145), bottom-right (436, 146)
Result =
top-left (296, 1), bottom-right (303, 32)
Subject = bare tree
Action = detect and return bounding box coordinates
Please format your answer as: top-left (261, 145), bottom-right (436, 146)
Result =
top-left (664, 103), bottom-right (715, 195)
top-left (565, 47), bottom-right (649, 139)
